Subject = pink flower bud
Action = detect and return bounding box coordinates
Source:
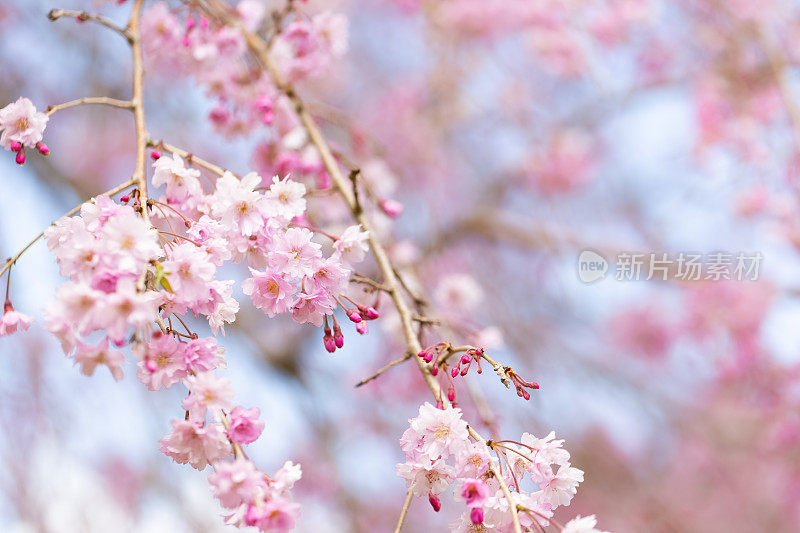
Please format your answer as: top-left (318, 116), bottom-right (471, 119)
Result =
top-left (120, 195), bottom-right (130, 202)
top-left (359, 306), bottom-right (380, 320)
top-left (470, 508), bottom-right (484, 525)
top-left (36, 142), bottom-right (49, 155)
top-left (256, 94), bottom-right (273, 113)
top-left (451, 366), bottom-right (459, 378)
top-left (447, 386), bottom-right (456, 402)
top-left (182, 36), bottom-right (191, 47)
top-left (428, 493), bottom-right (441, 512)
top-left (348, 310), bottom-right (362, 323)
top-left (199, 17), bottom-right (209, 29)
top-left (356, 321), bottom-right (368, 335)
top-left (150, 150), bottom-right (161, 160)
top-left (379, 198), bottom-right (404, 218)
top-left (333, 327), bottom-right (344, 349)
top-left (209, 106), bottom-right (230, 126)
top-left (185, 17), bottom-right (196, 30)
top-left (9, 141), bottom-right (21, 152)
top-left (323, 334), bottom-right (336, 353)
top-left (15, 148), bottom-right (25, 165)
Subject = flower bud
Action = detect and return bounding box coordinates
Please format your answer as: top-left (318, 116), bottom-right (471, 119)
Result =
top-left (333, 325), bottom-right (344, 349)
top-left (379, 198), bottom-right (404, 218)
top-left (470, 507), bottom-right (484, 525)
top-left (428, 493), bottom-right (441, 512)
top-left (359, 306), bottom-right (379, 320)
top-left (36, 142), bottom-right (49, 155)
top-left (15, 148), bottom-right (25, 165)
top-left (9, 141), bottom-right (21, 152)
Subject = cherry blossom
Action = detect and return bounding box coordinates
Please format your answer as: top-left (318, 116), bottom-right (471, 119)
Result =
top-left (0, 97), bottom-right (48, 150)
top-left (159, 418), bottom-right (232, 471)
top-left (0, 302), bottom-right (33, 336)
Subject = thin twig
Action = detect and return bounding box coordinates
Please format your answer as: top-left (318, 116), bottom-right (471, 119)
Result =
top-left (48, 8), bottom-right (131, 40)
top-left (393, 488), bottom-right (414, 533)
top-left (0, 179), bottom-right (136, 278)
top-left (355, 352), bottom-right (413, 388)
top-left (149, 138), bottom-right (229, 177)
top-left (46, 97), bottom-right (133, 116)
top-left (351, 273), bottom-right (390, 292)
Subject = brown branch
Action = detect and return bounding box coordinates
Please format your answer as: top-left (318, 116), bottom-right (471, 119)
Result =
top-left (148, 138), bottom-right (229, 177)
top-left (48, 8), bottom-right (131, 40)
top-left (129, 0), bottom-right (150, 226)
top-left (355, 352), bottom-right (413, 388)
top-left (45, 97), bottom-right (133, 116)
top-left (393, 488), bottom-right (414, 533)
top-left (204, 3), bottom-right (522, 529)
top-left (350, 273), bottom-right (390, 293)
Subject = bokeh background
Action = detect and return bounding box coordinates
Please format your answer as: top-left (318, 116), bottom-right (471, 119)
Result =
top-left (3, 0), bottom-right (800, 531)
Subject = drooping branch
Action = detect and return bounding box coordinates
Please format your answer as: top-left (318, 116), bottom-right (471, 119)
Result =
top-left (198, 2), bottom-right (523, 530)
top-left (128, 0), bottom-right (151, 226)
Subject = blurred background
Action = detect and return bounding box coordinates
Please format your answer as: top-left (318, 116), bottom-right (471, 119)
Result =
top-left (3, 0), bottom-right (800, 531)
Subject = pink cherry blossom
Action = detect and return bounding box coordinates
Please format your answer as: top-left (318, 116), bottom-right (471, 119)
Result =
top-left (152, 152), bottom-right (203, 203)
top-left (402, 403), bottom-right (470, 461)
top-left (0, 97), bottom-right (48, 149)
top-left (209, 171), bottom-right (269, 236)
top-left (563, 515), bottom-right (610, 533)
top-left (333, 224), bottom-right (369, 265)
top-left (182, 337), bottom-right (224, 373)
top-left (208, 458), bottom-right (266, 509)
top-left (0, 303), bottom-right (33, 336)
top-left (291, 287), bottom-right (333, 327)
top-left (72, 338), bottom-right (125, 381)
top-left (456, 478), bottom-right (491, 508)
top-left (182, 372), bottom-right (235, 417)
top-left (272, 461), bottom-right (302, 493)
top-left (162, 242), bottom-right (217, 305)
top-left (269, 227), bottom-right (323, 280)
top-left (136, 332), bottom-right (187, 390)
top-left (396, 458), bottom-right (456, 497)
top-left (242, 268), bottom-right (297, 317)
top-left (246, 495), bottom-right (300, 532)
top-left (263, 175), bottom-right (306, 220)
top-left (540, 463), bottom-right (584, 507)
top-left (159, 418), bottom-right (232, 470)
top-left (227, 406), bottom-right (265, 445)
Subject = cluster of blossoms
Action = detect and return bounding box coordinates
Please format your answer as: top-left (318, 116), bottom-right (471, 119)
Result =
top-left (29, 147), bottom-right (376, 530)
top-left (141, 2), bottom-right (349, 191)
top-left (396, 403), bottom-right (602, 532)
top-left (149, 152), bottom-right (370, 340)
top-left (0, 97), bottom-right (49, 165)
